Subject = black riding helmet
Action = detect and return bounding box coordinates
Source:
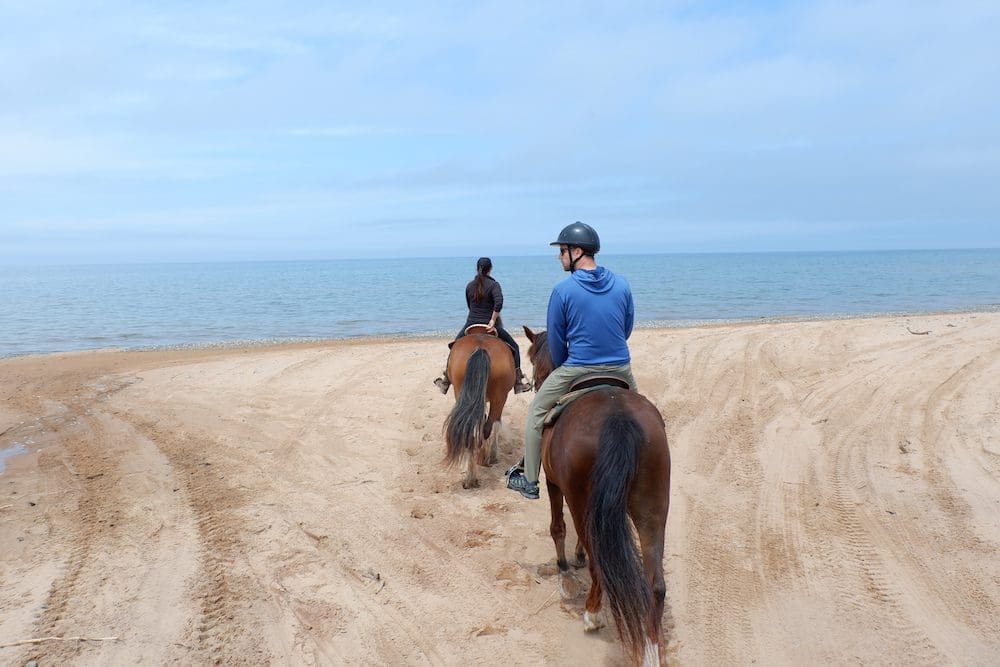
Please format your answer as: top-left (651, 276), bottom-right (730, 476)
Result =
top-left (550, 221), bottom-right (600, 255)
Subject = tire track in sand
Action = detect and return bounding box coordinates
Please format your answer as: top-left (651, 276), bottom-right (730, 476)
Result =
top-left (814, 342), bottom-right (947, 665)
top-left (16, 374), bottom-right (199, 665)
top-left (130, 416), bottom-right (270, 664)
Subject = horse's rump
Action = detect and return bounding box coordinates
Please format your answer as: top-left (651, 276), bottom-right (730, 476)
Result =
top-left (446, 334), bottom-right (515, 394)
top-left (442, 334), bottom-right (516, 488)
top-left (545, 388), bottom-right (670, 664)
top-left (523, 325), bottom-right (669, 663)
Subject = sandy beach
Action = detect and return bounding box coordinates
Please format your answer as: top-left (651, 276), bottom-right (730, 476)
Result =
top-left (1, 312), bottom-right (998, 665)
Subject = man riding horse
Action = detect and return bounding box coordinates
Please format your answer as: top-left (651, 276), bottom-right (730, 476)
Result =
top-left (506, 222), bottom-right (637, 500)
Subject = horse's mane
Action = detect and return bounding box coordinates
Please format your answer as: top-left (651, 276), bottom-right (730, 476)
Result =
top-left (531, 329), bottom-right (547, 350)
top-left (528, 330), bottom-right (554, 383)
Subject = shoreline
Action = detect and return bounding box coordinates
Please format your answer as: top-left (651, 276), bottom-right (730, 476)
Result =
top-left (3, 305), bottom-right (997, 362)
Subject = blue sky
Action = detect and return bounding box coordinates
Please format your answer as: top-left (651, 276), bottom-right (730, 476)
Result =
top-left (2, 1), bottom-right (998, 264)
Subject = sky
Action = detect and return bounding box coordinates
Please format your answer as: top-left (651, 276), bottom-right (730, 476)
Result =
top-left (2, 1), bottom-right (999, 265)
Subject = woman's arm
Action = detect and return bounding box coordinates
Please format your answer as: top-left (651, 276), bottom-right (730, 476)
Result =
top-left (487, 310), bottom-right (500, 332)
top-left (488, 280), bottom-right (504, 331)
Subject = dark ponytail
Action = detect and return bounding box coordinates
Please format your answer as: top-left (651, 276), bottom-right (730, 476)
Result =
top-left (473, 257), bottom-right (492, 302)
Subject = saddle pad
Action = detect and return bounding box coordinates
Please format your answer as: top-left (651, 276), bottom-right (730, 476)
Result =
top-left (543, 385), bottom-right (608, 427)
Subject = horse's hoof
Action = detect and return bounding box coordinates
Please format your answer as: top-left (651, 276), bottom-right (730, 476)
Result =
top-left (462, 479), bottom-right (480, 489)
top-left (583, 610), bottom-right (605, 632)
top-left (570, 555), bottom-right (587, 569)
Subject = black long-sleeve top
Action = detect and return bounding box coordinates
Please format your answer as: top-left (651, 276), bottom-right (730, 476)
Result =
top-left (465, 276), bottom-right (504, 327)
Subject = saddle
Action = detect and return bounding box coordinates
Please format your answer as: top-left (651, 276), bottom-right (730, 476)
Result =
top-left (543, 372), bottom-right (632, 427)
top-left (464, 324), bottom-right (497, 336)
top-left (568, 372), bottom-right (630, 392)
top-left (447, 324), bottom-right (501, 349)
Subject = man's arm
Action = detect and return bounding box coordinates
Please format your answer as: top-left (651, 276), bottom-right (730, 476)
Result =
top-left (624, 289), bottom-right (635, 339)
top-left (546, 290), bottom-right (568, 367)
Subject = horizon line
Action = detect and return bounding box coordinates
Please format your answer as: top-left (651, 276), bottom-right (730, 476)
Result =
top-left (2, 246), bottom-right (999, 269)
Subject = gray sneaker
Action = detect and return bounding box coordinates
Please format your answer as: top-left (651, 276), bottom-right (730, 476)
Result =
top-left (506, 470), bottom-right (539, 499)
top-left (506, 458), bottom-right (525, 477)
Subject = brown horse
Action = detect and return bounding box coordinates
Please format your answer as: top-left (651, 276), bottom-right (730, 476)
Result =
top-left (524, 325), bottom-right (671, 666)
top-left (442, 329), bottom-right (516, 489)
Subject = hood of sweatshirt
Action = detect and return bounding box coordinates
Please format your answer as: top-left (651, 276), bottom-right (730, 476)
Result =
top-left (572, 266), bottom-right (615, 294)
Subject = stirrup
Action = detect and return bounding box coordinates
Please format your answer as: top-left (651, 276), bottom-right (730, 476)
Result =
top-left (513, 370), bottom-right (532, 394)
top-left (506, 458), bottom-right (525, 478)
top-left (433, 377), bottom-right (450, 394)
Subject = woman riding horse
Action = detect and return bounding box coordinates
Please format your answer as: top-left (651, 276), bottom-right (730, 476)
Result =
top-left (433, 256), bottom-right (532, 395)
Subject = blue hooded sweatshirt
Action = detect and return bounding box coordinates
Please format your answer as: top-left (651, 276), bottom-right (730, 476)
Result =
top-left (546, 266), bottom-right (634, 368)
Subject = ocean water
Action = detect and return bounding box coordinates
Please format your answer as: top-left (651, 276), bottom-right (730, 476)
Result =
top-left (1, 249), bottom-right (998, 358)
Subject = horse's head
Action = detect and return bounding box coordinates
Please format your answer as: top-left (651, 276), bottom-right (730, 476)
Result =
top-left (523, 325), bottom-right (554, 389)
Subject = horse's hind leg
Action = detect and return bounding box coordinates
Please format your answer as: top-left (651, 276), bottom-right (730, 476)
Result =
top-left (477, 418), bottom-right (499, 466)
top-left (462, 453), bottom-right (479, 489)
top-left (486, 418), bottom-right (500, 465)
top-left (582, 562), bottom-right (605, 632)
top-left (635, 512), bottom-right (667, 661)
top-left (547, 482), bottom-right (578, 600)
top-left (572, 538), bottom-right (586, 568)
top-left (562, 494), bottom-right (604, 629)
top-left (547, 481), bottom-right (568, 566)
top-left (484, 396), bottom-right (507, 466)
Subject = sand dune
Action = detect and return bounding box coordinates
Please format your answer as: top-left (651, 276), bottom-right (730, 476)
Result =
top-left (2, 312), bottom-right (998, 664)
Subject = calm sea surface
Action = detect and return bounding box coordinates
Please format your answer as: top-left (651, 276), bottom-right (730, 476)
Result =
top-left (1, 249), bottom-right (998, 358)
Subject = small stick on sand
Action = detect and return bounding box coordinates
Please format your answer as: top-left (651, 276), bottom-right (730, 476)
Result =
top-left (906, 327), bottom-right (930, 335)
top-left (0, 636), bottom-right (120, 649)
top-left (531, 586), bottom-right (560, 615)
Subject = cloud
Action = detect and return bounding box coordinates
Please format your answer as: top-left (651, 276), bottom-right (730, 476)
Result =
top-left (277, 126), bottom-right (415, 138)
top-left (2, 1), bottom-right (998, 264)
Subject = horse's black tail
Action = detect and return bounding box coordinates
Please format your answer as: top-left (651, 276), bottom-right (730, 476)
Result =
top-left (444, 348), bottom-right (490, 464)
top-left (586, 409), bottom-right (652, 663)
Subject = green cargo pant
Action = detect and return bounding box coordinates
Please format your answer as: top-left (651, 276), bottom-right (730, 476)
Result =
top-left (523, 362), bottom-right (637, 484)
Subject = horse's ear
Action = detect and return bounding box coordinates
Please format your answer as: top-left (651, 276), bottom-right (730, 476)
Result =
top-left (523, 325), bottom-right (536, 342)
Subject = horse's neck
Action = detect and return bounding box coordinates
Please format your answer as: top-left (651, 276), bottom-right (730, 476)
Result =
top-left (541, 344), bottom-right (554, 379)
top-left (536, 359), bottom-right (554, 385)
